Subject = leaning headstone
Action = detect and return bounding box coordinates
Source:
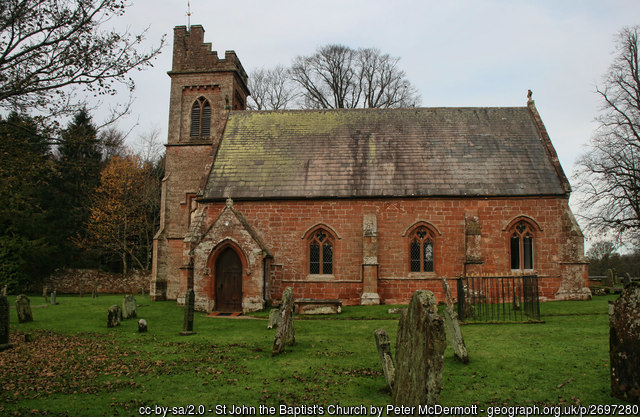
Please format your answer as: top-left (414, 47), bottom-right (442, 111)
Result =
top-left (392, 290), bottom-right (446, 413)
top-left (441, 277), bottom-right (469, 363)
top-left (179, 289), bottom-right (196, 335)
top-left (272, 287), bottom-right (295, 355)
top-left (374, 329), bottom-right (395, 390)
top-left (513, 291), bottom-right (521, 311)
top-left (16, 294), bottom-right (33, 323)
top-left (107, 305), bottom-right (122, 328)
top-left (50, 290), bottom-right (57, 305)
top-left (122, 294), bottom-right (137, 319)
top-left (267, 308), bottom-right (280, 329)
top-left (138, 319), bottom-right (148, 333)
top-left (609, 286), bottom-right (640, 403)
top-left (607, 268), bottom-right (615, 288)
top-left (0, 295), bottom-right (11, 350)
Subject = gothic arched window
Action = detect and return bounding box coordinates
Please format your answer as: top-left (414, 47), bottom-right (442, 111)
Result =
top-left (409, 226), bottom-right (435, 272)
top-left (510, 221), bottom-right (534, 270)
top-left (309, 229), bottom-right (334, 275)
top-left (190, 97), bottom-right (211, 138)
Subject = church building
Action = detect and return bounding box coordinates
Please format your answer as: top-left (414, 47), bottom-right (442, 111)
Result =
top-left (150, 25), bottom-right (591, 312)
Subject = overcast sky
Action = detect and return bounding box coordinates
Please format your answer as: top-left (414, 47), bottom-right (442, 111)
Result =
top-left (105, 0), bottom-right (639, 189)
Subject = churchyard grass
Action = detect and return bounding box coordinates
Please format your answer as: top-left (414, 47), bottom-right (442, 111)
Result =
top-left (0, 294), bottom-right (627, 416)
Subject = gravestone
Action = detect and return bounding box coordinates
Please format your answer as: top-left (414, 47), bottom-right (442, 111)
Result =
top-left (42, 286), bottom-right (49, 303)
top-left (392, 290), bottom-right (446, 413)
top-left (50, 290), bottom-right (57, 305)
top-left (138, 319), bottom-right (148, 333)
top-left (513, 291), bottom-right (521, 311)
top-left (609, 286), bottom-right (640, 403)
top-left (441, 277), bottom-right (469, 363)
top-left (107, 305), bottom-right (122, 328)
top-left (272, 287), bottom-right (295, 355)
top-left (267, 308), bottom-right (280, 329)
top-left (122, 295), bottom-right (137, 319)
top-left (179, 289), bottom-right (196, 335)
top-left (374, 328), bottom-right (395, 390)
top-left (92, 285), bottom-right (98, 299)
top-left (1, 295), bottom-right (11, 350)
top-left (16, 294), bottom-right (33, 323)
top-left (607, 268), bottom-right (615, 288)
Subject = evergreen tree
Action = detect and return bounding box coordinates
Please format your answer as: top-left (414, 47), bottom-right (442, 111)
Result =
top-left (52, 108), bottom-right (104, 266)
top-left (0, 114), bottom-right (57, 291)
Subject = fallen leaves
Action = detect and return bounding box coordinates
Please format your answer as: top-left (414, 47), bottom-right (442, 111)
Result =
top-left (1, 330), bottom-right (148, 403)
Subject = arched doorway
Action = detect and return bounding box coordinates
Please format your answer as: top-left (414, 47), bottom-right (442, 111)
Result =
top-left (215, 248), bottom-right (243, 312)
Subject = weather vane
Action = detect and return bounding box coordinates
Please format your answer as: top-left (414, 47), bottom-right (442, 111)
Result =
top-left (186, 1), bottom-right (192, 31)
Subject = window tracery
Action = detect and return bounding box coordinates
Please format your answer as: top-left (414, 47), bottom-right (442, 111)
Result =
top-left (409, 226), bottom-right (435, 272)
top-left (309, 229), bottom-right (333, 274)
top-left (510, 221), bottom-right (534, 270)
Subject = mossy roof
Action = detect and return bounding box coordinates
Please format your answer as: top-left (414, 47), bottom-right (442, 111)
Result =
top-left (202, 107), bottom-right (568, 200)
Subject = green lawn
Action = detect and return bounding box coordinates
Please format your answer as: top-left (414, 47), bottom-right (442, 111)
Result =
top-left (0, 293), bottom-right (629, 416)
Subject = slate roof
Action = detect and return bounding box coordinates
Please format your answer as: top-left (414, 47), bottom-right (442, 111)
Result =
top-left (202, 106), bottom-right (569, 200)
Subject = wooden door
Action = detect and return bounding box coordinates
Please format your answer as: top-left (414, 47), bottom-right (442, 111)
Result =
top-left (215, 248), bottom-right (242, 312)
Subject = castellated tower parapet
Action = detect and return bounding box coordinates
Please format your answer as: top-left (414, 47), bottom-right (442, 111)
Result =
top-left (167, 25), bottom-right (249, 145)
top-left (170, 25), bottom-right (248, 85)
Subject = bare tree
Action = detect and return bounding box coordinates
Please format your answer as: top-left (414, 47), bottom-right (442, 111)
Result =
top-left (247, 66), bottom-right (297, 110)
top-left (135, 126), bottom-right (164, 163)
top-left (99, 126), bottom-right (127, 160)
top-left (135, 126), bottom-right (164, 269)
top-left (586, 240), bottom-right (619, 276)
top-left (576, 26), bottom-right (640, 241)
top-left (586, 240), bottom-right (617, 262)
top-left (359, 48), bottom-right (420, 108)
top-left (289, 44), bottom-right (420, 109)
top-left (0, 0), bottom-right (165, 120)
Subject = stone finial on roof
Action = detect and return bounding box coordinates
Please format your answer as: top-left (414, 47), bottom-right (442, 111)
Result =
top-left (226, 197), bottom-right (234, 208)
top-left (527, 89), bottom-right (533, 104)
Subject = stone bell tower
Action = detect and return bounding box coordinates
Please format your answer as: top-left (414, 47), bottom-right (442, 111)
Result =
top-left (151, 25), bottom-right (249, 301)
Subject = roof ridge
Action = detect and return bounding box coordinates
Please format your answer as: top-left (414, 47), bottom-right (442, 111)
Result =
top-left (231, 106), bottom-right (529, 116)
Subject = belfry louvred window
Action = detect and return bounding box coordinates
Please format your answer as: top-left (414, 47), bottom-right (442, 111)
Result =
top-left (409, 226), bottom-right (434, 272)
top-left (510, 221), bottom-right (534, 270)
top-left (190, 97), bottom-right (211, 138)
top-left (309, 229), bottom-right (333, 274)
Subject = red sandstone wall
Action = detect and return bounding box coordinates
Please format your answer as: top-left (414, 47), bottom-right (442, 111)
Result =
top-left (44, 269), bottom-right (150, 295)
top-left (196, 196), bottom-right (585, 305)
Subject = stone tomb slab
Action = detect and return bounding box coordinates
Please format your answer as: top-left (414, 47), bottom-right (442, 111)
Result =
top-left (294, 298), bottom-right (342, 315)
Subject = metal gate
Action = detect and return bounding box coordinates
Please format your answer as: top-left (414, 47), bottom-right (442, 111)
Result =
top-left (456, 274), bottom-right (542, 323)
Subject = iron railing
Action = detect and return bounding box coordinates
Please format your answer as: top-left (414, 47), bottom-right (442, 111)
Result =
top-left (457, 274), bottom-right (541, 323)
